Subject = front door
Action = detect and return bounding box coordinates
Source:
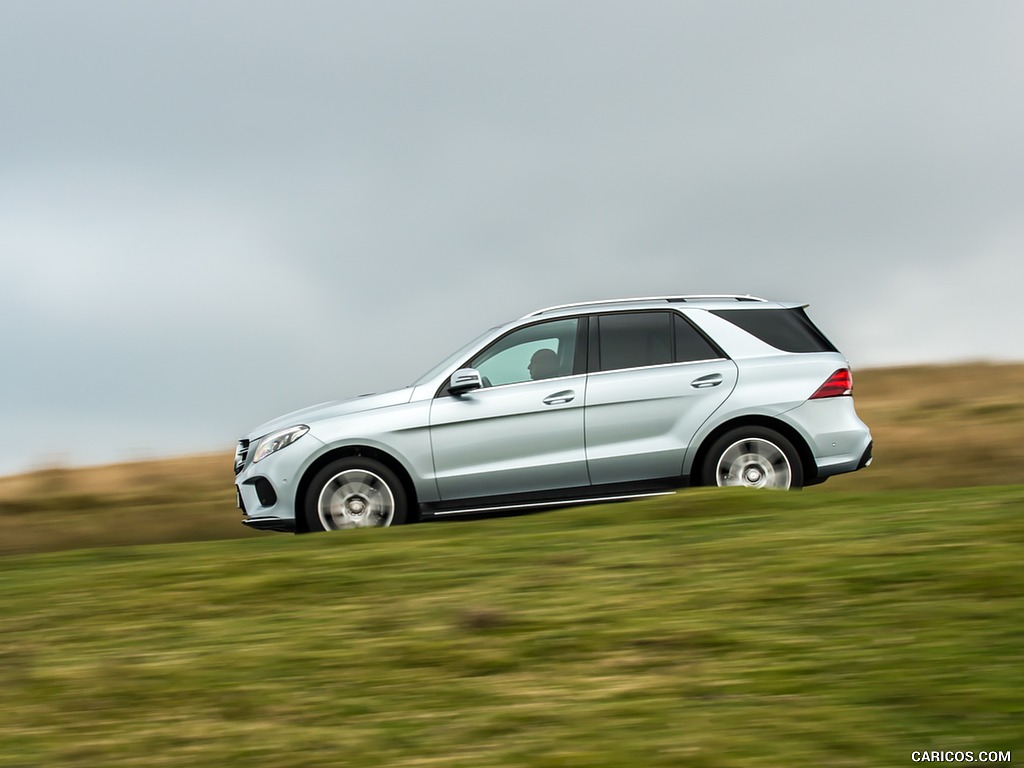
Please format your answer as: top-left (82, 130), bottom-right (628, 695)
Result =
top-left (429, 317), bottom-right (589, 501)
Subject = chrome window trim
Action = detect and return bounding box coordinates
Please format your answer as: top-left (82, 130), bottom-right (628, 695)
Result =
top-left (450, 357), bottom-right (727, 392)
top-left (451, 371), bottom-right (585, 394)
top-left (588, 357), bottom-right (730, 378)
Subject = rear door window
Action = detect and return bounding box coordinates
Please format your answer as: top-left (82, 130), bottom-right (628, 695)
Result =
top-left (597, 313), bottom-right (672, 371)
top-left (595, 312), bottom-right (722, 371)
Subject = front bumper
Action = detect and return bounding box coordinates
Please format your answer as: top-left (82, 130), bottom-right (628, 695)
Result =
top-left (234, 432), bottom-right (324, 532)
top-left (242, 516), bottom-right (297, 532)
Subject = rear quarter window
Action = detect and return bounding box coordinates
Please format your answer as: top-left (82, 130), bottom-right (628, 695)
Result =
top-left (710, 308), bottom-right (837, 353)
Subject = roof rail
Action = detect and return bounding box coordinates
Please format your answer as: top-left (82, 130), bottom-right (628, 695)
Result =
top-left (523, 294), bottom-right (767, 318)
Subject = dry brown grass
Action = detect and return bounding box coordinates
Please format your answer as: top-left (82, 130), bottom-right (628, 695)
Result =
top-left (826, 361), bottom-right (1024, 491)
top-left (0, 452), bottom-right (227, 501)
top-left (0, 452), bottom-right (260, 555)
top-left (1, 361), bottom-right (1022, 554)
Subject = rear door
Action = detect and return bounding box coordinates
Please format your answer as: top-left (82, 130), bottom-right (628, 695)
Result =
top-left (584, 311), bottom-right (738, 485)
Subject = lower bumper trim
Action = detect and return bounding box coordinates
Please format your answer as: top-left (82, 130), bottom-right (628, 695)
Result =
top-left (242, 516), bottom-right (296, 533)
top-left (857, 441), bottom-right (874, 470)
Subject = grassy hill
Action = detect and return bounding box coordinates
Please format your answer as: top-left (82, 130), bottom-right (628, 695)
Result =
top-left (1, 362), bottom-right (1021, 766)
top-left (1, 487), bottom-right (1021, 767)
top-left (2, 362), bottom-right (1023, 555)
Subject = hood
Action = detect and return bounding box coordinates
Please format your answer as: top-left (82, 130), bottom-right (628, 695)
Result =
top-left (244, 387), bottom-right (414, 440)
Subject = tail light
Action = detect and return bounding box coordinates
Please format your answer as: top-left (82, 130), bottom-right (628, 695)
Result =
top-left (810, 368), bottom-right (853, 399)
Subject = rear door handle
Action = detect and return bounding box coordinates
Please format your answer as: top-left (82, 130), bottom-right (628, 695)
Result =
top-left (543, 390), bottom-right (575, 405)
top-left (691, 373), bottom-right (724, 389)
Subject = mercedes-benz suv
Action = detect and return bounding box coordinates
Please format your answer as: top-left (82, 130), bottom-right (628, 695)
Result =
top-left (233, 295), bottom-right (872, 533)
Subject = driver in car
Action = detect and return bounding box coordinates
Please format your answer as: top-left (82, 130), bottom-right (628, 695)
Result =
top-left (528, 348), bottom-right (559, 380)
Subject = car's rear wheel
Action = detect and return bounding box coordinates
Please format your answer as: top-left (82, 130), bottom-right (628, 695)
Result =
top-left (304, 457), bottom-right (408, 531)
top-left (702, 427), bottom-right (804, 490)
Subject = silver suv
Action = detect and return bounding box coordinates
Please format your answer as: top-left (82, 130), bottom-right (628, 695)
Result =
top-left (234, 295), bottom-right (872, 533)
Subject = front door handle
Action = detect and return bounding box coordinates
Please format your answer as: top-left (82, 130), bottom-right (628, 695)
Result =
top-left (691, 373), bottom-right (724, 389)
top-left (543, 390), bottom-right (575, 405)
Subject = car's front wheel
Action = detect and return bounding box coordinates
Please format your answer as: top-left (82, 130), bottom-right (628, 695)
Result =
top-left (702, 427), bottom-right (803, 490)
top-left (304, 457), bottom-right (408, 532)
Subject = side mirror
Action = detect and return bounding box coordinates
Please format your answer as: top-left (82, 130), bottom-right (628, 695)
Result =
top-left (448, 368), bottom-right (483, 395)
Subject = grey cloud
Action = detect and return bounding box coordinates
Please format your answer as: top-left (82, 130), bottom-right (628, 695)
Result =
top-left (2, 0), bottom-right (1023, 473)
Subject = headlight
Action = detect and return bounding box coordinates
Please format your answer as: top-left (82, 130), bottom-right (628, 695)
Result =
top-left (252, 425), bottom-right (309, 464)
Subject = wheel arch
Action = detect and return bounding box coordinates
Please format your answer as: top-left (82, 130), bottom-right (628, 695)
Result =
top-left (688, 415), bottom-right (817, 487)
top-left (294, 445), bottom-right (420, 533)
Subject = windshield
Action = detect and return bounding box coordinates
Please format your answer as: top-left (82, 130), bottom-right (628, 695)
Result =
top-left (408, 327), bottom-right (498, 387)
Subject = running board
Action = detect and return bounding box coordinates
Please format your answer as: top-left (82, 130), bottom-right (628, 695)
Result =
top-left (430, 490), bottom-right (677, 517)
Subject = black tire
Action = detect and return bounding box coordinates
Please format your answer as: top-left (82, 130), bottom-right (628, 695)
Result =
top-left (304, 457), bottom-right (408, 532)
top-left (701, 427), bottom-right (804, 490)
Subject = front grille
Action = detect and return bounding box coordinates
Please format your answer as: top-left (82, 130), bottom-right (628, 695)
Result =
top-left (234, 439), bottom-right (250, 475)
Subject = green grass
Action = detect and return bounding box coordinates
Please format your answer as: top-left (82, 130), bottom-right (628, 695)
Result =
top-left (2, 487), bottom-right (1021, 767)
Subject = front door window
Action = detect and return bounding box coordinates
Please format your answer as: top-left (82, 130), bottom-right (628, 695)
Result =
top-left (470, 318), bottom-right (578, 387)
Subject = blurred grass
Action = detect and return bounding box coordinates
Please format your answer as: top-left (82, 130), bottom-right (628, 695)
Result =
top-left (825, 361), bottom-right (1024, 492)
top-left (1, 487), bottom-right (1021, 767)
top-left (1, 363), bottom-right (1021, 765)
top-left (0, 453), bottom-right (263, 555)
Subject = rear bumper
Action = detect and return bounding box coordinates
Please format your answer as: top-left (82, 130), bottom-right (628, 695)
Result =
top-left (778, 397), bottom-right (873, 480)
top-left (857, 440), bottom-right (874, 470)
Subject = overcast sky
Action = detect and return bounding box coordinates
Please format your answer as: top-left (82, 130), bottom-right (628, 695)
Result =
top-left (2, 1), bottom-right (1022, 474)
